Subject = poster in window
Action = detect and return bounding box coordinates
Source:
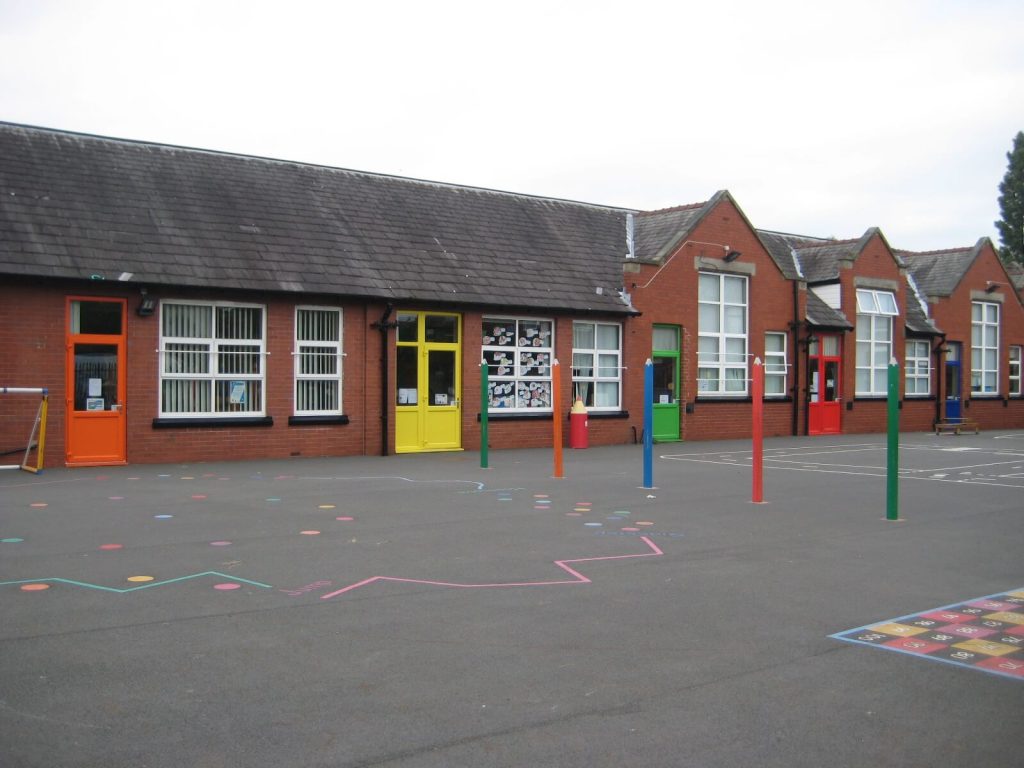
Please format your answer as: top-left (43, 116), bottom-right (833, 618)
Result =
top-left (229, 381), bottom-right (247, 405)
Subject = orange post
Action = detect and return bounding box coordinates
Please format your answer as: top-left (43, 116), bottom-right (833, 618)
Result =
top-left (552, 359), bottom-right (564, 478)
top-left (752, 357), bottom-right (764, 503)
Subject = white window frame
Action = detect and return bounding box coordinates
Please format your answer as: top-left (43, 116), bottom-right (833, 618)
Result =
top-left (971, 301), bottom-right (1000, 395)
top-left (294, 306), bottom-right (343, 416)
top-left (482, 317), bottom-right (554, 412)
top-left (905, 339), bottom-right (931, 396)
top-left (159, 300), bottom-right (266, 418)
top-left (855, 289), bottom-right (898, 396)
top-left (572, 321), bottom-right (622, 411)
top-left (1010, 346), bottom-right (1022, 397)
top-left (764, 332), bottom-right (787, 397)
top-left (698, 272), bottom-right (748, 396)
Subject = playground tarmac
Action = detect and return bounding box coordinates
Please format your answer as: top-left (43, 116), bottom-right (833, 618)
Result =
top-left (1, 431), bottom-right (1023, 767)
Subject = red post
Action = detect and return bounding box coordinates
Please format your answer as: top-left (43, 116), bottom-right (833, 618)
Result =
top-left (752, 357), bottom-right (764, 503)
top-left (552, 359), bottom-right (564, 478)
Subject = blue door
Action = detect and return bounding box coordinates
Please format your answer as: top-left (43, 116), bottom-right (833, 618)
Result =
top-left (945, 342), bottom-right (962, 422)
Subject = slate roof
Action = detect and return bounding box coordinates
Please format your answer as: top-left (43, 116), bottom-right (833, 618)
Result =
top-left (632, 201), bottom-right (712, 262)
top-left (804, 290), bottom-right (852, 329)
top-left (756, 229), bottom-right (822, 280)
top-left (896, 243), bottom-right (979, 298)
top-left (0, 123), bottom-right (634, 315)
top-left (904, 273), bottom-right (942, 335)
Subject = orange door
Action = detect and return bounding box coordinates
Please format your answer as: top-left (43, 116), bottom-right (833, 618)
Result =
top-left (66, 298), bottom-right (127, 465)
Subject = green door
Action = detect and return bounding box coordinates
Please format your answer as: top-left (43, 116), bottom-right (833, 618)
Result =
top-left (652, 325), bottom-right (681, 442)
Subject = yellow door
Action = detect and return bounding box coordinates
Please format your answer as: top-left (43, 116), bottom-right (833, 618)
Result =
top-left (395, 311), bottom-right (462, 453)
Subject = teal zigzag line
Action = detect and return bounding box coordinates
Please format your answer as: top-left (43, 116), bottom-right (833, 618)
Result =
top-left (0, 571), bottom-right (273, 593)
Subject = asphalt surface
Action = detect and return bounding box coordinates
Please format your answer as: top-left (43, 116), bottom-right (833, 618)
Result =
top-left (1, 432), bottom-right (1023, 767)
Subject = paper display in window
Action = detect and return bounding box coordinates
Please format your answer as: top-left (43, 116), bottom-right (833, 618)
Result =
top-left (229, 381), bottom-right (247, 405)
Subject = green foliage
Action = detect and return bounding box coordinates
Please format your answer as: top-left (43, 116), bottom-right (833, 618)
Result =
top-left (996, 131), bottom-right (1024, 264)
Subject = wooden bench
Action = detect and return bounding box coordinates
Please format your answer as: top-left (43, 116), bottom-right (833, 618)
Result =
top-left (934, 420), bottom-right (979, 435)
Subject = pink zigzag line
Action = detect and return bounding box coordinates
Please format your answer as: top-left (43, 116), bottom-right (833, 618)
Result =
top-left (320, 536), bottom-right (664, 600)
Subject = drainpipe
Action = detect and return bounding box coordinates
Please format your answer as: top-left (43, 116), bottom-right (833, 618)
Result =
top-left (933, 333), bottom-right (947, 427)
top-left (791, 280), bottom-right (801, 436)
top-left (371, 303), bottom-right (398, 457)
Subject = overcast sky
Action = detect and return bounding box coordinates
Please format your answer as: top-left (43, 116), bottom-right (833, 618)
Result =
top-left (2, 0), bottom-right (1022, 251)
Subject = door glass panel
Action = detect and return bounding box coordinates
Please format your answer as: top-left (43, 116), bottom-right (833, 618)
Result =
top-left (70, 301), bottom-right (122, 335)
top-left (822, 335), bottom-right (839, 356)
top-left (947, 343), bottom-right (960, 362)
top-left (396, 346), bottom-right (418, 404)
top-left (653, 357), bottom-right (676, 403)
top-left (74, 343), bottom-right (118, 411)
top-left (425, 315), bottom-right (457, 343)
top-left (428, 350), bottom-right (456, 405)
top-left (808, 364), bottom-right (820, 403)
top-left (823, 361), bottom-right (839, 402)
top-left (397, 313), bottom-right (419, 342)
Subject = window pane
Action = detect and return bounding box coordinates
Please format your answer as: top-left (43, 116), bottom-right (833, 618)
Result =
top-left (297, 309), bottom-right (340, 342)
top-left (856, 290), bottom-right (877, 314)
top-left (71, 301), bottom-right (122, 335)
top-left (218, 345), bottom-right (261, 375)
top-left (573, 323), bottom-right (594, 348)
top-left (699, 303), bottom-right (720, 333)
top-left (724, 369), bottom-right (746, 392)
top-left (699, 273), bottom-right (720, 301)
top-left (299, 346), bottom-right (339, 375)
top-left (856, 340), bottom-right (871, 367)
top-left (396, 346), bottom-right (418, 404)
top-left (876, 317), bottom-right (892, 342)
top-left (972, 303), bottom-right (982, 321)
top-left (163, 304), bottom-right (212, 338)
top-left (572, 353), bottom-right (593, 377)
top-left (653, 326), bottom-right (678, 351)
top-left (162, 379), bottom-right (210, 413)
top-left (698, 336), bottom-right (718, 360)
top-left (986, 304), bottom-right (998, 323)
top-left (856, 370), bottom-right (871, 392)
top-left (520, 320), bottom-right (552, 347)
top-left (217, 307), bottom-right (262, 340)
top-left (765, 333), bottom-right (784, 353)
top-left (595, 382), bottom-right (618, 407)
top-left (725, 338), bottom-right (745, 363)
top-left (425, 315), bottom-right (457, 343)
top-left (822, 335), bottom-right (840, 356)
top-left (876, 292), bottom-right (897, 315)
top-left (597, 353), bottom-right (618, 377)
top-left (215, 380), bottom-right (262, 413)
top-left (517, 380), bottom-right (551, 409)
top-left (723, 276), bottom-right (746, 304)
top-left (397, 313), bottom-right (418, 342)
top-left (297, 380), bottom-right (339, 412)
top-left (724, 306), bottom-right (745, 334)
top-left (596, 324), bottom-right (619, 350)
top-left (164, 343), bottom-right (210, 374)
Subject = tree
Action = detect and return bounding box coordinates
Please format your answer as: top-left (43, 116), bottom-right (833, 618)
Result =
top-left (996, 131), bottom-right (1024, 264)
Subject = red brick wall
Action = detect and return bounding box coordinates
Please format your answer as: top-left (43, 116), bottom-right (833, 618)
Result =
top-left (926, 242), bottom-right (1024, 430)
top-left (625, 197), bottom-right (799, 441)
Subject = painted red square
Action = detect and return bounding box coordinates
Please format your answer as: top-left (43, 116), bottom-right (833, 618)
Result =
top-left (935, 624), bottom-right (998, 639)
top-left (975, 656), bottom-right (1024, 678)
top-left (1005, 625), bottom-right (1024, 637)
top-left (967, 599), bottom-right (1018, 612)
top-left (883, 637), bottom-right (948, 655)
top-left (920, 610), bottom-right (974, 624)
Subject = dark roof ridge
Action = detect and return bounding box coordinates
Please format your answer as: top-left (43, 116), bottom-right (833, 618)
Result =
top-left (637, 201), bottom-right (708, 217)
top-left (897, 245), bottom-right (973, 257)
top-left (0, 120), bottom-right (635, 214)
top-left (756, 228), bottom-right (833, 243)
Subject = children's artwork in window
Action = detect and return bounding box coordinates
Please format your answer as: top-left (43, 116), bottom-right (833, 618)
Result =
top-left (483, 318), bottom-right (553, 411)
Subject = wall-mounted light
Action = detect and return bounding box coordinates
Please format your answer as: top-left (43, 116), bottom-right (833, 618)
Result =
top-left (137, 289), bottom-right (156, 317)
top-left (724, 250), bottom-right (742, 263)
top-left (800, 334), bottom-right (819, 349)
top-left (985, 281), bottom-right (1002, 293)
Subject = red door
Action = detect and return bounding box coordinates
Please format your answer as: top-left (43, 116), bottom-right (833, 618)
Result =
top-left (807, 334), bottom-right (842, 435)
top-left (66, 298), bottom-right (127, 465)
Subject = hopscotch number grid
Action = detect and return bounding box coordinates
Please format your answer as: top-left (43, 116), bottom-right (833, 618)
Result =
top-left (831, 588), bottom-right (1024, 681)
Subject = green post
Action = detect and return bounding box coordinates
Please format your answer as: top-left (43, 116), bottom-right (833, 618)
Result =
top-left (480, 359), bottom-right (489, 469)
top-left (886, 357), bottom-right (899, 521)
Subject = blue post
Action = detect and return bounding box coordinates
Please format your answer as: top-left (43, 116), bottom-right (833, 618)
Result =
top-left (643, 358), bottom-right (654, 488)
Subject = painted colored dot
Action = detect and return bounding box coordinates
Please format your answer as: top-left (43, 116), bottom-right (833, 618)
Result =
top-left (95, 475), bottom-right (109, 481)
top-left (127, 477), bottom-right (140, 480)
top-left (575, 502), bottom-right (592, 507)
top-left (202, 473), bottom-right (217, 478)
top-left (209, 541), bottom-right (232, 547)
top-left (534, 505), bottom-right (550, 510)
top-left (192, 494), bottom-right (207, 500)
top-left (566, 512), bottom-right (582, 517)
top-left (636, 521), bottom-right (654, 526)
top-left (21, 583), bottom-right (50, 591)
top-left (181, 476), bottom-right (194, 480)
top-left (109, 496), bottom-right (125, 501)
top-left (99, 543), bottom-right (123, 550)
top-left (318, 504), bottom-right (336, 510)
top-left (266, 498), bottom-right (281, 503)
top-left (621, 527), bottom-right (641, 532)
top-left (533, 494), bottom-right (548, 499)
top-left (154, 514), bottom-right (173, 519)
top-left (584, 522), bottom-right (603, 527)
top-left (2, 538), bottom-right (24, 543)
top-left (218, 477), bottom-right (230, 481)
top-left (158, 474), bottom-right (170, 478)
top-left (613, 511), bottom-right (630, 515)
top-left (127, 575), bottom-right (154, 583)
top-left (300, 530), bottom-right (320, 535)
top-left (574, 507), bottom-right (590, 512)
top-left (214, 583), bottom-right (241, 590)
top-left (30, 502), bottom-right (47, 508)
top-left (497, 497), bottom-right (512, 502)
top-left (335, 516), bottom-right (354, 521)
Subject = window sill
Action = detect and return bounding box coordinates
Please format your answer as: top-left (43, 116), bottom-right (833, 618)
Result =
top-left (478, 411), bottom-right (552, 422)
top-left (580, 410), bottom-right (630, 419)
top-left (153, 416), bottom-right (273, 428)
top-left (695, 396), bottom-right (752, 404)
top-left (288, 415), bottom-right (350, 426)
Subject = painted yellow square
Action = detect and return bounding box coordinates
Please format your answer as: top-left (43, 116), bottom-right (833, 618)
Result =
top-left (1006, 590), bottom-right (1024, 599)
top-left (983, 611), bottom-right (1024, 625)
top-left (952, 639), bottom-right (1020, 657)
top-left (871, 623), bottom-right (929, 637)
